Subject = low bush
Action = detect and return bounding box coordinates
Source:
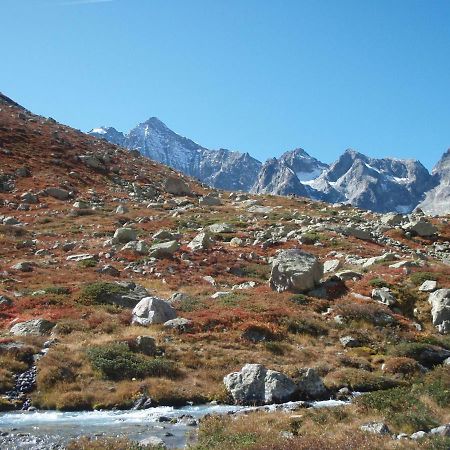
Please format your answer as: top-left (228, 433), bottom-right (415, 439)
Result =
top-left (86, 343), bottom-right (178, 381)
top-left (382, 357), bottom-right (422, 378)
top-left (324, 368), bottom-right (398, 392)
top-left (409, 272), bottom-right (437, 286)
top-left (78, 282), bottom-right (128, 305)
top-left (356, 387), bottom-right (439, 433)
top-left (286, 317), bottom-right (328, 336)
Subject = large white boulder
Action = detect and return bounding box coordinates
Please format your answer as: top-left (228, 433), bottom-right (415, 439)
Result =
top-left (223, 363), bottom-right (297, 405)
top-left (269, 249), bottom-right (323, 293)
top-left (428, 289), bottom-right (450, 334)
top-left (132, 296), bottom-right (177, 326)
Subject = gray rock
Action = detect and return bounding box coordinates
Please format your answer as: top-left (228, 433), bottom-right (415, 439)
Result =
top-left (430, 424), bottom-right (450, 436)
top-left (269, 249), bottom-right (323, 293)
top-left (380, 213), bottom-right (404, 226)
top-left (149, 240), bottom-right (180, 258)
top-left (121, 240), bottom-right (149, 255)
top-left (360, 422), bottom-right (390, 435)
top-left (134, 336), bottom-right (157, 356)
top-left (139, 436), bottom-right (166, 448)
top-left (199, 195), bottom-right (221, 206)
top-left (10, 318), bottom-right (55, 336)
top-left (340, 336), bottom-right (361, 348)
top-left (188, 232), bottom-right (214, 251)
top-left (208, 223), bottom-right (234, 233)
top-left (79, 154), bottom-right (107, 171)
top-left (45, 187), bottom-right (70, 200)
top-left (410, 431), bottom-right (427, 440)
top-left (164, 177), bottom-right (191, 196)
top-left (296, 368), bottom-right (327, 400)
top-left (20, 192), bottom-right (39, 204)
top-left (153, 230), bottom-right (175, 241)
top-left (97, 264), bottom-right (120, 277)
top-left (342, 226), bottom-right (372, 241)
top-left (323, 259), bottom-right (341, 273)
top-left (419, 280), bottom-right (437, 292)
top-left (372, 288), bottom-right (397, 307)
top-left (115, 204), bottom-right (129, 214)
top-left (404, 219), bottom-right (438, 237)
top-left (428, 289), bottom-right (450, 334)
top-left (223, 364), bottom-right (297, 405)
top-left (335, 270), bottom-right (362, 281)
top-left (0, 295), bottom-right (13, 307)
top-left (113, 227), bottom-right (137, 244)
top-left (163, 317), bottom-right (193, 332)
top-left (11, 261), bottom-right (33, 272)
top-left (3, 216), bottom-right (20, 225)
top-left (132, 296), bottom-right (177, 325)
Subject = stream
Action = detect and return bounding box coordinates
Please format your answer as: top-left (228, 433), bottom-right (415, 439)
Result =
top-left (0, 399), bottom-right (349, 449)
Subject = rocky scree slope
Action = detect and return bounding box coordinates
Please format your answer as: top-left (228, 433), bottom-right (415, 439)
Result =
top-left (0, 93), bottom-right (450, 448)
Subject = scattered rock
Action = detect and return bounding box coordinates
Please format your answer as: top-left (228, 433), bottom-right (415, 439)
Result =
top-left (149, 240), bottom-right (180, 258)
top-left (134, 336), bottom-right (157, 356)
top-left (132, 296), bottom-right (177, 325)
top-left (372, 288), bottom-right (397, 307)
top-left (45, 187), bottom-right (70, 200)
top-left (419, 280), bottom-right (437, 292)
top-left (11, 262), bottom-right (33, 272)
top-left (360, 422), bottom-right (390, 435)
top-left (113, 227), bottom-right (137, 244)
top-left (188, 232), bottom-right (214, 251)
top-left (10, 318), bottom-right (55, 336)
top-left (164, 177), bottom-right (191, 196)
top-left (163, 317), bottom-right (193, 332)
top-left (428, 289), bottom-right (450, 334)
top-left (340, 336), bottom-right (361, 348)
top-left (296, 368), bottom-right (328, 400)
top-left (269, 249), bottom-right (323, 293)
top-left (223, 364), bottom-right (297, 405)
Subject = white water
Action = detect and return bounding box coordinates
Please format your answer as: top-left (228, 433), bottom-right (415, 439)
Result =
top-left (0, 399), bottom-right (350, 449)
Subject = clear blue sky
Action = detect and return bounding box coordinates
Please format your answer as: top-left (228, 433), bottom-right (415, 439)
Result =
top-left (2, 0), bottom-right (450, 169)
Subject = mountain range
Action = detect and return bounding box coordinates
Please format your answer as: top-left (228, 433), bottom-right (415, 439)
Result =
top-left (90, 119), bottom-right (449, 215)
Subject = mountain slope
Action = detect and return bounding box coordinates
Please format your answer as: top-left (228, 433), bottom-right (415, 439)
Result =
top-left (418, 149), bottom-right (450, 215)
top-left (89, 119), bottom-right (262, 192)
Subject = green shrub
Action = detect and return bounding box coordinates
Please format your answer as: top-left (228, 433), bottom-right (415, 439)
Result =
top-left (78, 282), bottom-right (128, 305)
top-left (78, 259), bottom-right (98, 269)
top-left (86, 343), bottom-right (178, 381)
top-left (410, 272), bottom-right (437, 286)
top-left (286, 317), bottom-right (328, 336)
top-left (369, 278), bottom-right (390, 288)
top-left (357, 387), bottom-right (439, 433)
top-left (45, 286), bottom-right (71, 295)
top-left (289, 294), bottom-right (310, 305)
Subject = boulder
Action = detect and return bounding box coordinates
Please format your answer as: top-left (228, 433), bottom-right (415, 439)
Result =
top-left (430, 424), bottom-right (450, 436)
top-left (132, 296), bottom-right (177, 326)
top-left (199, 195), bottom-right (221, 206)
top-left (153, 230), bottom-right (176, 241)
top-left (164, 177), bottom-right (191, 196)
top-left (269, 249), bottom-right (323, 293)
top-left (187, 232), bottom-right (214, 251)
top-left (97, 264), bottom-right (120, 277)
top-left (20, 192), bottom-right (39, 204)
top-left (121, 240), bottom-right (149, 255)
top-left (380, 213), bottom-right (404, 226)
top-left (45, 187), bottom-right (70, 200)
top-left (360, 422), bottom-right (390, 435)
top-left (149, 240), bottom-right (180, 258)
top-left (0, 295), bottom-right (13, 307)
top-left (134, 336), bottom-right (156, 356)
top-left (372, 288), bottom-right (397, 307)
top-left (340, 336), bottom-right (361, 348)
top-left (223, 364), bottom-right (297, 405)
top-left (115, 205), bottom-right (129, 214)
top-left (323, 259), bottom-right (341, 273)
top-left (11, 261), bottom-right (33, 272)
top-left (10, 318), bottom-right (55, 336)
top-left (163, 317), bottom-right (193, 332)
top-left (342, 227), bottom-right (372, 241)
top-left (296, 368), bottom-right (328, 400)
top-left (113, 227), bottom-right (137, 244)
top-left (404, 219), bottom-right (437, 237)
top-left (79, 155), bottom-right (106, 171)
top-left (419, 280), bottom-right (437, 292)
top-left (428, 289), bottom-right (450, 334)
top-left (208, 223), bottom-right (234, 233)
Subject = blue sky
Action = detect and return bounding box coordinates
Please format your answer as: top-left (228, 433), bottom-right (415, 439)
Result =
top-left (2, 0), bottom-right (450, 169)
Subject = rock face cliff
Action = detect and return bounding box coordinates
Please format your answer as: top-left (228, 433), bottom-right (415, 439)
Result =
top-left (89, 119), bottom-right (261, 192)
top-left (418, 149), bottom-right (450, 215)
top-left (91, 120), bottom-right (447, 214)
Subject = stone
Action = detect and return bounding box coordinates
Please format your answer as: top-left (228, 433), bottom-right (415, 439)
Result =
top-left (66, 254), bottom-right (95, 262)
top-left (223, 364), bottom-right (297, 405)
top-left (134, 336), bottom-right (156, 356)
top-left (20, 192), bottom-right (39, 204)
top-left (199, 195), bottom-right (221, 206)
top-left (404, 219), bottom-right (437, 237)
top-left (208, 223), bottom-right (234, 233)
top-left (79, 155), bottom-right (106, 171)
top-left (269, 249), bottom-right (323, 293)
top-left (45, 187), bottom-right (70, 200)
top-left (121, 240), bottom-right (149, 255)
top-left (149, 240), bottom-right (180, 258)
top-left (296, 368), bottom-right (327, 400)
top-left (113, 227), bottom-right (137, 244)
top-left (340, 336), bottom-right (361, 348)
top-left (164, 177), bottom-right (191, 196)
top-left (323, 259), bottom-right (341, 273)
top-left (430, 424), bottom-right (450, 436)
top-left (188, 232), bottom-right (215, 251)
top-left (335, 270), bottom-right (362, 281)
top-left (97, 264), bottom-right (120, 277)
top-left (115, 204), bottom-right (129, 214)
top-left (428, 289), bottom-right (450, 334)
top-left (362, 253), bottom-right (397, 268)
top-left (97, 282), bottom-right (149, 308)
top-left (10, 318), bottom-right (55, 336)
top-left (0, 295), bottom-right (13, 307)
top-left (419, 280), bottom-right (437, 292)
top-left (3, 216), bottom-right (20, 225)
top-left (342, 226), bottom-right (372, 241)
top-left (230, 237), bottom-right (243, 247)
top-left (132, 296), bottom-right (177, 325)
top-left (11, 261), bottom-right (33, 272)
top-left (410, 431), bottom-right (427, 440)
top-left (380, 213), bottom-right (404, 226)
top-left (153, 230), bottom-right (175, 241)
top-left (163, 317), bottom-right (193, 332)
top-left (372, 288), bottom-right (397, 307)
top-left (72, 200), bottom-right (89, 209)
top-left (360, 422), bottom-right (390, 435)
top-left (139, 436), bottom-right (166, 448)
